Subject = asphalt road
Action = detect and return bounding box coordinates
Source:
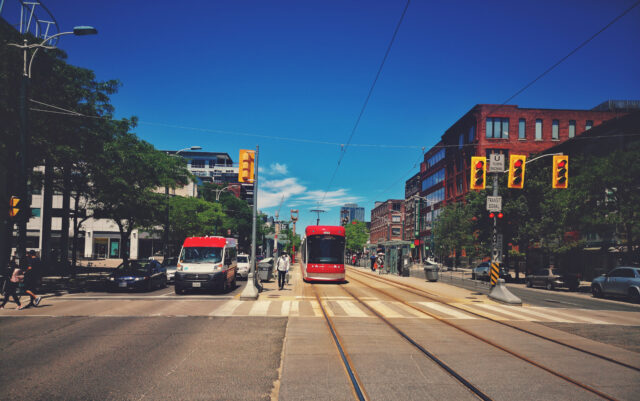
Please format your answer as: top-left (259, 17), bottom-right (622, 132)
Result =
top-left (429, 270), bottom-right (640, 312)
top-left (0, 316), bottom-right (286, 401)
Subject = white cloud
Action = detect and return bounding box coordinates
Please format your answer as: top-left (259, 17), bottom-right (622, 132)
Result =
top-left (258, 177), bottom-right (306, 209)
top-left (261, 163), bottom-right (288, 176)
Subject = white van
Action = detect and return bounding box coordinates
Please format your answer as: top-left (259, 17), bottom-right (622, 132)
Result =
top-left (174, 236), bottom-right (238, 294)
top-left (236, 253), bottom-right (250, 279)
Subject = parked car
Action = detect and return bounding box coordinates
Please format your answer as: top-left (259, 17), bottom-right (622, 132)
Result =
top-left (525, 268), bottom-right (579, 291)
top-left (162, 257), bottom-right (178, 283)
top-left (472, 262), bottom-right (491, 281)
top-left (237, 253), bottom-right (250, 280)
top-left (591, 266), bottom-right (640, 303)
top-left (472, 262), bottom-right (510, 282)
top-left (106, 259), bottom-right (167, 291)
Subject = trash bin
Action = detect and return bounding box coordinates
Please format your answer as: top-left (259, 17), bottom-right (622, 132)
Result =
top-left (257, 257), bottom-right (274, 282)
top-left (424, 265), bottom-right (439, 282)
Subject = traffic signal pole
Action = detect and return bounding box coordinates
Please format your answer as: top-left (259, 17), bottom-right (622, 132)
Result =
top-left (241, 145), bottom-right (260, 300)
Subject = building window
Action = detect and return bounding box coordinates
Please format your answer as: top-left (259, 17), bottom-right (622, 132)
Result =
top-left (391, 215), bottom-right (401, 223)
top-left (392, 202), bottom-right (401, 211)
top-left (535, 119), bottom-right (542, 140)
top-left (519, 118), bottom-right (526, 139)
top-left (459, 134), bottom-right (464, 149)
top-left (569, 120), bottom-right (576, 138)
top-left (552, 120), bottom-right (559, 140)
top-left (469, 125), bottom-right (475, 142)
top-left (486, 117), bottom-right (509, 139)
top-left (191, 159), bottom-right (205, 168)
top-left (425, 149), bottom-right (445, 169)
top-left (391, 228), bottom-right (401, 236)
top-left (586, 120), bottom-right (593, 130)
top-left (421, 168), bottom-right (445, 191)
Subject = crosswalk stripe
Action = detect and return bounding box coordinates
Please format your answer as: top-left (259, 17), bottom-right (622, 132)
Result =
top-left (209, 300), bottom-right (243, 316)
top-left (471, 303), bottom-right (532, 320)
top-left (248, 300), bottom-right (270, 316)
top-left (368, 301), bottom-right (404, 318)
top-left (416, 302), bottom-right (473, 319)
top-left (310, 300), bottom-right (323, 317)
top-left (453, 303), bottom-right (510, 320)
top-left (528, 307), bottom-right (610, 325)
top-left (392, 302), bottom-right (432, 319)
top-left (290, 299), bottom-right (299, 316)
top-left (500, 305), bottom-right (575, 323)
top-left (281, 300), bottom-right (291, 316)
top-left (335, 300), bottom-right (368, 317)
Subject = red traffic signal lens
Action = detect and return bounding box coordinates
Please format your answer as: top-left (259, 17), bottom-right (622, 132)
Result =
top-left (489, 212), bottom-right (495, 218)
top-left (475, 161), bottom-right (484, 169)
top-left (498, 212), bottom-right (504, 219)
top-left (557, 160), bottom-right (566, 168)
top-left (514, 159), bottom-right (523, 168)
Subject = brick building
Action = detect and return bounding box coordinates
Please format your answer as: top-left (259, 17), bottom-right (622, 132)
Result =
top-left (410, 102), bottom-right (631, 259)
top-left (370, 200), bottom-right (404, 244)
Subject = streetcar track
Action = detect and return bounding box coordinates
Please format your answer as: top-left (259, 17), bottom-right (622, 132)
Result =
top-left (346, 269), bottom-right (622, 401)
top-left (311, 285), bottom-right (369, 401)
top-left (347, 267), bottom-right (640, 373)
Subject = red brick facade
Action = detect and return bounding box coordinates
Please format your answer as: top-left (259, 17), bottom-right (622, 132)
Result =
top-left (439, 104), bottom-right (629, 203)
top-left (370, 200), bottom-right (405, 244)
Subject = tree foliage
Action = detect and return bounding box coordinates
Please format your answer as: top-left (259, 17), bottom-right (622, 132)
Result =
top-left (345, 221), bottom-right (369, 253)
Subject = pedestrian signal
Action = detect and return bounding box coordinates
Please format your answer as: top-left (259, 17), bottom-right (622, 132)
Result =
top-left (507, 155), bottom-right (526, 189)
top-left (238, 149), bottom-right (255, 183)
top-left (9, 196), bottom-right (20, 217)
top-left (552, 155), bottom-right (569, 189)
top-left (470, 156), bottom-right (486, 190)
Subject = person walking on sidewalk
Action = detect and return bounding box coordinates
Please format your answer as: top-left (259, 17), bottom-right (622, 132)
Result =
top-left (1, 259), bottom-right (22, 310)
top-left (370, 253), bottom-right (376, 271)
top-left (276, 253), bottom-right (289, 290)
top-left (20, 256), bottom-right (41, 309)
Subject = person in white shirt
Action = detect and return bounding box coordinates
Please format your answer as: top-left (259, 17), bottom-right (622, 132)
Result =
top-left (276, 252), bottom-right (290, 290)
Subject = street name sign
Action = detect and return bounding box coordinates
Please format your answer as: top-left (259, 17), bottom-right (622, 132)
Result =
top-left (486, 196), bottom-right (502, 212)
top-left (488, 154), bottom-right (504, 173)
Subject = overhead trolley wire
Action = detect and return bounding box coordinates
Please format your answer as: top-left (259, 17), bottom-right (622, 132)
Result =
top-left (319, 0), bottom-right (412, 206)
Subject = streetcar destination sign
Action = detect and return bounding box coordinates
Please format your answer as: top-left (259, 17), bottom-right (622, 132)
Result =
top-left (486, 196), bottom-right (502, 212)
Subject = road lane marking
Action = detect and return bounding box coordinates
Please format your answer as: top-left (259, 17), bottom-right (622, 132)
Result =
top-left (527, 307), bottom-right (610, 324)
top-left (209, 300), bottom-right (243, 316)
top-left (280, 300), bottom-right (291, 316)
top-left (248, 300), bottom-right (270, 316)
top-left (499, 305), bottom-right (577, 323)
top-left (368, 301), bottom-right (404, 318)
top-left (453, 303), bottom-right (509, 320)
top-left (416, 302), bottom-right (474, 319)
top-left (336, 300), bottom-right (369, 317)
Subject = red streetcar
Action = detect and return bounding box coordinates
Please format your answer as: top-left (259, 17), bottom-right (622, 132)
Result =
top-left (300, 225), bottom-right (346, 282)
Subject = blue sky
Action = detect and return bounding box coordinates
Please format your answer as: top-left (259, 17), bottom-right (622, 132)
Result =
top-left (4, 0), bottom-right (639, 230)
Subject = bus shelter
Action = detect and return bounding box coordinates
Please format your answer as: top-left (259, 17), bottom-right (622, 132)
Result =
top-left (377, 240), bottom-right (412, 275)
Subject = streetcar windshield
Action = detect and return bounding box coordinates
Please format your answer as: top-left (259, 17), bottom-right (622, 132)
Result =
top-left (307, 235), bottom-right (345, 264)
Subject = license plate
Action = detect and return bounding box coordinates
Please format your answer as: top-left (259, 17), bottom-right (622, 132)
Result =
top-left (118, 282), bottom-right (127, 288)
top-left (192, 282), bottom-right (201, 288)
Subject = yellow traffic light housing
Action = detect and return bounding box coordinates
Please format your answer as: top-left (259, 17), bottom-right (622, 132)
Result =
top-left (552, 155), bottom-right (569, 189)
top-left (9, 196), bottom-right (20, 217)
top-left (238, 149), bottom-right (255, 183)
top-left (470, 156), bottom-right (486, 190)
top-left (507, 155), bottom-right (527, 189)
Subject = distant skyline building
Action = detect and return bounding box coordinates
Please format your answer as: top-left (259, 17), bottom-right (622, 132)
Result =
top-left (340, 203), bottom-right (365, 224)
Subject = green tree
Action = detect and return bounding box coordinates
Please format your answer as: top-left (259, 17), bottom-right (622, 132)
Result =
top-left (433, 202), bottom-right (474, 268)
top-left (167, 196), bottom-right (224, 245)
top-left (345, 221), bottom-right (369, 253)
top-left (89, 131), bottom-right (191, 265)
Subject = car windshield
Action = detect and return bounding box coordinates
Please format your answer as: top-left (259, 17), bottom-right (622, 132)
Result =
top-left (162, 257), bottom-right (178, 267)
top-left (116, 261), bottom-right (150, 275)
top-left (237, 256), bottom-right (249, 263)
top-left (180, 247), bottom-right (223, 263)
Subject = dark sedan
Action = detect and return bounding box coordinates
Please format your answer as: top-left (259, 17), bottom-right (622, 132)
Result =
top-left (106, 259), bottom-right (167, 291)
top-left (526, 267), bottom-right (579, 291)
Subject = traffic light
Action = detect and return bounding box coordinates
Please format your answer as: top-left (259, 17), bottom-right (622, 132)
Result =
top-left (507, 155), bottom-right (526, 189)
top-left (9, 196), bottom-right (20, 217)
top-left (238, 149), bottom-right (255, 183)
top-left (489, 212), bottom-right (503, 219)
top-left (552, 155), bottom-right (569, 189)
top-left (470, 156), bottom-right (486, 190)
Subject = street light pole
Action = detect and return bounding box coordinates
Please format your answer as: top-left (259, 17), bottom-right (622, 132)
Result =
top-left (8, 26), bottom-right (97, 266)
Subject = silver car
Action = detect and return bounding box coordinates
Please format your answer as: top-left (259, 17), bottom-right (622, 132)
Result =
top-left (162, 257), bottom-right (178, 283)
top-left (591, 266), bottom-right (640, 303)
top-left (236, 254), bottom-right (250, 280)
